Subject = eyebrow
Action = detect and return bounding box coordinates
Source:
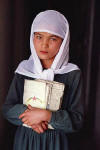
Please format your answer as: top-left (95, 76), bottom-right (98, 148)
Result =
top-left (34, 32), bottom-right (59, 38)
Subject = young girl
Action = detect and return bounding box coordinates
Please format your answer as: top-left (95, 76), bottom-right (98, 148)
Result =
top-left (2, 10), bottom-right (84, 150)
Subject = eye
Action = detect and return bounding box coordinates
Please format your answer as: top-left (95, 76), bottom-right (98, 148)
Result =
top-left (50, 37), bottom-right (57, 41)
top-left (37, 35), bottom-right (42, 39)
top-left (34, 34), bottom-right (42, 40)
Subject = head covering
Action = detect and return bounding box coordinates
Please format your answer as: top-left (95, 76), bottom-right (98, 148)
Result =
top-left (15, 10), bottom-right (79, 81)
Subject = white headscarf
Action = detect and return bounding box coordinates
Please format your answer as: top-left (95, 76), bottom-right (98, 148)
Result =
top-left (15, 10), bottom-right (79, 81)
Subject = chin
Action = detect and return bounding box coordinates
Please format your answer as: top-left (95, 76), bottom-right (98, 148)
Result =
top-left (38, 55), bottom-right (49, 60)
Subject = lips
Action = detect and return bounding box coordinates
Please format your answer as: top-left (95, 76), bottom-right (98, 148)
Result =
top-left (40, 51), bottom-right (48, 54)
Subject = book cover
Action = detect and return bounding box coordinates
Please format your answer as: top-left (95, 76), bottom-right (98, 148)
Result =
top-left (23, 79), bottom-right (65, 129)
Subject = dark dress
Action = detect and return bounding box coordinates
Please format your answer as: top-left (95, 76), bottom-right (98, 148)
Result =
top-left (2, 70), bottom-right (84, 150)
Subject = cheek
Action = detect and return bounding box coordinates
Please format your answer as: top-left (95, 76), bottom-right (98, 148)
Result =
top-left (49, 47), bottom-right (59, 57)
top-left (33, 40), bottom-right (40, 51)
top-left (50, 43), bottom-right (61, 54)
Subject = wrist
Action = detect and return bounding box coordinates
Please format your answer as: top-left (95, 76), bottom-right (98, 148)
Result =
top-left (43, 110), bottom-right (52, 122)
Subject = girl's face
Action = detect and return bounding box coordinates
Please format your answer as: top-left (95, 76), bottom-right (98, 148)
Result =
top-left (33, 32), bottom-right (63, 62)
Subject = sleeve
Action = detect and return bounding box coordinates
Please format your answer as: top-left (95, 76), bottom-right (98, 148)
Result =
top-left (2, 74), bottom-right (27, 126)
top-left (49, 71), bottom-right (85, 133)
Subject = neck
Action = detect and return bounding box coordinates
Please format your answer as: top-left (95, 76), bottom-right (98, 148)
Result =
top-left (41, 59), bottom-right (54, 69)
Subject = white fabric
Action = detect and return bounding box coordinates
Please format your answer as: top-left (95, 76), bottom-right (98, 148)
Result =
top-left (15, 10), bottom-right (79, 81)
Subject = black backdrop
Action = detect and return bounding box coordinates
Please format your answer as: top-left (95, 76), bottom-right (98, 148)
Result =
top-left (0, 0), bottom-right (100, 149)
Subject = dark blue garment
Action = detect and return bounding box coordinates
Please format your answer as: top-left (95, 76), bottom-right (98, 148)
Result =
top-left (14, 126), bottom-right (69, 150)
top-left (2, 70), bottom-right (84, 150)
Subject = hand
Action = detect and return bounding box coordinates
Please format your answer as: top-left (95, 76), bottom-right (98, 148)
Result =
top-left (19, 105), bottom-right (52, 125)
top-left (31, 121), bottom-right (48, 134)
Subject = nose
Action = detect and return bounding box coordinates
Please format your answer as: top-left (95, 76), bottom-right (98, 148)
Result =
top-left (42, 39), bottom-right (49, 48)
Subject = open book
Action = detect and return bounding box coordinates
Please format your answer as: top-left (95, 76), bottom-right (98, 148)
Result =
top-left (23, 79), bottom-right (65, 129)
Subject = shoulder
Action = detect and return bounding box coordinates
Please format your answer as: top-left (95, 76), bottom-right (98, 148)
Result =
top-left (55, 70), bottom-right (82, 86)
top-left (13, 73), bottom-right (26, 81)
top-left (66, 69), bottom-right (82, 78)
top-left (11, 73), bottom-right (35, 85)
top-left (55, 69), bottom-right (82, 82)
top-left (67, 69), bottom-right (82, 83)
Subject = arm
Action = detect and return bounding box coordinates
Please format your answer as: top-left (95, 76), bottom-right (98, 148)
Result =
top-left (18, 70), bottom-right (84, 133)
top-left (2, 74), bottom-right (27, 126)
top-left (19, 105), bottom-right (51, 125)
top-left (49, 71), bottom-right (84, 133)
top-left (19, 105), bottom-right (50, 133)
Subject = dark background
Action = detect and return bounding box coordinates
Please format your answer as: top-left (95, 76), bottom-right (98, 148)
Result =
top-left (0, 0), bottom-right (100, 149)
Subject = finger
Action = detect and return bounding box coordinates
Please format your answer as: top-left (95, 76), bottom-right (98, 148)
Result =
top-left (19, 113), bottom-right (25, 119)
top-left (31, 124), bottom-right (37, 129)
top-left (27, 122), bottom-right (31, 126)
top-left (25, 109), bottom-right (30, 112)
top-left (37, 124), bottom-right (44, 133)
top-left (27, 105), bottom-right (34, 110)
top-left (22, 117), bottom-right (28, 123)
top-left (41, 122), bottom-right (48, 130)
top-left (27, 122), bottom-right (34, 126)
top-left (19, 110), bottom-right (31, 119)
top-left (44, 121), bottom-right (48, 125)
top-left (24, 120), bottom-right (29, 125)
top-left (33, 128), bottom-right (41, 134)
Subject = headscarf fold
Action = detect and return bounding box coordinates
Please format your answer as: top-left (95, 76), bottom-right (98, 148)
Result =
top-left (15, 10), bottom-right (79, 81)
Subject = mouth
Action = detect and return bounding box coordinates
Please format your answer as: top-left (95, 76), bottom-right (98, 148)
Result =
top-left (40, 51), bottom-right (48, 54)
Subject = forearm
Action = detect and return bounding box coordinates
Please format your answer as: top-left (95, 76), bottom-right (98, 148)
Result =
top-left (2, 104), bottom-right (27, 126)
top-left (49, 109), bottom-right (84, 133)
